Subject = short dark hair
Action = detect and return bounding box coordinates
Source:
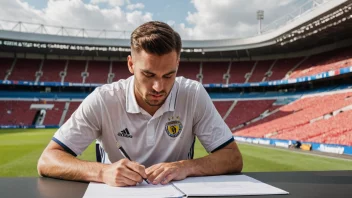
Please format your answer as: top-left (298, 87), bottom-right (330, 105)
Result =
top-left (131, 21), bottom-right (182, 56)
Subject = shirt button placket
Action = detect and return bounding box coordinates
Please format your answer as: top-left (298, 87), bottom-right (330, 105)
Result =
top-left (146, 121), bottom-right (155, 146)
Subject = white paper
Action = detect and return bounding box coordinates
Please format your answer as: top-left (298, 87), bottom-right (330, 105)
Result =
top-left (83, 181), bottom-right (184, 198)
top-left (172, 175), bottom-right (289, 196)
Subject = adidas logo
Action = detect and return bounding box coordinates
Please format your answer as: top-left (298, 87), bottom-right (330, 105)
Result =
top-left (118, 128), bottom-right (133, 138)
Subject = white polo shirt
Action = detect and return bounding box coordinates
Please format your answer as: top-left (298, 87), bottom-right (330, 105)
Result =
top-left (53, 76), bottom-right (234, 167)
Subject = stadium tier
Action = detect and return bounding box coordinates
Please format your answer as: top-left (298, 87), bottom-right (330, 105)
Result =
top-left (266, 58), bottom-right (302, 81)
top-left (0, 101), bottom-right (38, 125)
top-left (224, 100), bottom-right (276, 129)
top-left (7, 59), bottom-right (41, 81)
top-left (2, 46), bottom-right (351, 84)
top-left (213, 101), bottom-right (234, 117)
top-left (289, 46), bottom-right (352, 78)
top-left (233, 91), bottom-right (352, 146)
top-left (247, 60), bottom-right (274, 82)
top-left (40, 59), bottom-right (66, 82)
top-left (111, 61), bottom-right (131, 82)
top-left (177, 62), bottom-right (200, 81)
top-left (63, 102), bottom-right (81, 123)
top-left (202, 62), bottom-right (228, 84)
top-left (0, 101), bottom-right (80, 126)
top-left (85, 61), bottom-right (110, 84)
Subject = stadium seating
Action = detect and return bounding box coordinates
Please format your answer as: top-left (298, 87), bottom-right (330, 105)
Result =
top-left (267, 58), bottom-right (302, 81)
top-left (111, 61), bottom-right (131, 81)
top-left (2, 45), bottom-right (351, 84)
top-left (234, 92), bottom-right (352, 146)
top-left (7, 59), bottom-right (41, 81)
top-left (0, 101), bottom-right (82, 126)
top-left (202, 62), bottom-right (228, 84)
top-left (85, 61), bottom-right (110, 84)
top-left (224, 100), bottom-right (275, 129)
top-left (213, 101), bottom-right (234, 118)
top-left (63, 102), bottom-right (81, 123)
top-left (177, 62), bottom-right (200, 81)
top-left (43, 102), bottom-right (65, 125)
top-left (248, 60), bottom-right (273, 82)
top-left (0, 58), bottom-right (14, 80)
top-left (289, 46), bottom-right (352, 79)
top-left (64, 60), bottom-right (86, 83)
top-left (41, 60), bottom-right (66, 82)
top-left (228, 61), bottom-right (254, 83)
top-left (0, 101), bottom-right (38, 125)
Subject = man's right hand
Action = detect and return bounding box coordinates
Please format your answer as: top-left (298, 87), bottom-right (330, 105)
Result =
top-left (100, 159), bottom-right (147, 187)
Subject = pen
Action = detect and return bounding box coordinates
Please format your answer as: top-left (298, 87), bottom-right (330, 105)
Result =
top-left (116, 142), bottom-right (149, 184)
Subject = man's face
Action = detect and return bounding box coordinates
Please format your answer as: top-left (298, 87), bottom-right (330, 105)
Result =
top-left (127, 50), bottom-right (179, 108)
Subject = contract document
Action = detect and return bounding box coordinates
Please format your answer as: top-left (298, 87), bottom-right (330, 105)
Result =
top-left (83, 175), bottom-right (289, 197)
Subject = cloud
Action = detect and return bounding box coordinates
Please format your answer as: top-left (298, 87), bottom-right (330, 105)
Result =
top-left (90, 0), bottom-right (126, 7)
top-left (175, 0), bottom-right (299, 40)
top-left (0, 0), bottom-right (304, 40)
top-left (126, 3), bottom-right (145, 10)
top-left (0, 0), bottom-right (152, 37)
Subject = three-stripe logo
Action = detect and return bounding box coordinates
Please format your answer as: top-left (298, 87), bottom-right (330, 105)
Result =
top-left (117, 128), bottom-right (133, 138)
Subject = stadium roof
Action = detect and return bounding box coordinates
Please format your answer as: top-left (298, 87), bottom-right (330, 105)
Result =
top-left (0, 0), bottom-right (351, 60)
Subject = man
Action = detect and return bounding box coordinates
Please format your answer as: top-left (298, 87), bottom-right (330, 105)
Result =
top-left (37, 21), bottom-right (243, 187)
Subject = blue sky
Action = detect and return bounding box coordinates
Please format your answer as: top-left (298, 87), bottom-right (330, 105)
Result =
top-left (0, 0), bottom-right (306, 40)
top-left (21, 0), bottom-right (197, 26)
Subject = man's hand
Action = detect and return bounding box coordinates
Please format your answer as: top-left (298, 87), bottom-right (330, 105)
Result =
top-left (146, 161), bottom-right (189, 185)
top-left (100, 159), bottom-right (147, 187)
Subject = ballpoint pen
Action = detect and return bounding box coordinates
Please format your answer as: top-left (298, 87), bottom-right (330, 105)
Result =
top-left (116, 142), bottom-right (150, 184)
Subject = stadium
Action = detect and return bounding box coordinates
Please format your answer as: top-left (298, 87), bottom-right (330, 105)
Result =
top-left (1, 0), bottom-right (352, 181)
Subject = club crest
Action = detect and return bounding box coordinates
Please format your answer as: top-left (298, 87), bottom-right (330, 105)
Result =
top-left (165, 116), bottom-right (183, 137)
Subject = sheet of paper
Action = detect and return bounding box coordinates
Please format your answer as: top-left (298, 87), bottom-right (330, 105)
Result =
top-left (83, 181), bottom-right (184, 198)
top-left (172, 175), bottom-right (289, 196)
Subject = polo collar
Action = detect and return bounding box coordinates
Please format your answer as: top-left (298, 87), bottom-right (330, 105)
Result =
top-left (125, 76), bottom-right (178, 114)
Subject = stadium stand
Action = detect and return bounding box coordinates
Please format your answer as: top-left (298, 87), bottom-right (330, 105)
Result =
top-left (202, 62), bottom-right (229, 84)
top-left (224, 100), bottom-right (275, 129)
top-left (1, 45), bottom-right (351, 84)
top-left (42, 102), bottom-right (65, 126)
top-left (177, 62), bottom-right (200, 81)
top-left (85, 61), bottom-right (110, 84)
top-left (111, 61), bottom-right (131, 82)
top-left (0, 101), bottom-right (37, 125)
top-left (228, 61), bottom-right (255, 83)
top-left (40, 60), bottom-right (66, 82)
top-left (7, 58), bottom-right (41, 81)
top-left (0, 58), bottom-right (14, 80)
top-left (0, 101), bottom-right (82, 126)
top-left (288, 46), bottom-right (352, 79)
top-left (266, 58), bottom-right (303, 81)
top-left (247, 60), bottom-right (274, 82)
top-left (213, 101), bottom-right (234, 118)
top-left (63, 102), bottom-right (81, 123)
top-left (64, 60), bottom-right (86, 83)
top-left (234, 92), bottom-right (352, 146)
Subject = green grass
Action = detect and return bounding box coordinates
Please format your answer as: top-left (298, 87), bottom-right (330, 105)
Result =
top-left (0, 129), bottom-right (351, 177)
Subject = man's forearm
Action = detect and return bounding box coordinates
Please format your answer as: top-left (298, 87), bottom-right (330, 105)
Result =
top-left (37, 149), bottom-right (107, 182)
top-left (181, 147), bottom-right (243, 177)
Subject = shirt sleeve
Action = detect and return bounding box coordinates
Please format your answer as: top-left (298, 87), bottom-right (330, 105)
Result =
top-left (53, 88), bottom-right (103, 156)
top-left (192, 84), bottom-right (234, 153)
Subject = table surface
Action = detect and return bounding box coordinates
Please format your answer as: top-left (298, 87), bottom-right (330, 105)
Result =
top-left (0, 170), bottom-right (351, 198)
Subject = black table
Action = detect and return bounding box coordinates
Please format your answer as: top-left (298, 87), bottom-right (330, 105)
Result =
top-left (1, 171), bottom-right (351, 198)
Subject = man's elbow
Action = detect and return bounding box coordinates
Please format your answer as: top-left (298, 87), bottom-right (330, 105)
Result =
top-left (37, 153), bottom-right (49, 177)
top-left (235, 154), bottom-right (243, 173)
top-left (231, 148), bottom-right (243, 173)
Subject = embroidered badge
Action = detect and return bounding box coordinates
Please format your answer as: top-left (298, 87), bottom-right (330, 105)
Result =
top-left (165, 116), bottom-right (183, 138)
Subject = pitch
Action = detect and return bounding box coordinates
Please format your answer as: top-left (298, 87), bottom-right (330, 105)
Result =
top-left (0, 129), bottom-right (351, 177)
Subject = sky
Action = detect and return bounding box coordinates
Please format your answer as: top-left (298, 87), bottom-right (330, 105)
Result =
top-left (0, 0), bottom-right (310, 40)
